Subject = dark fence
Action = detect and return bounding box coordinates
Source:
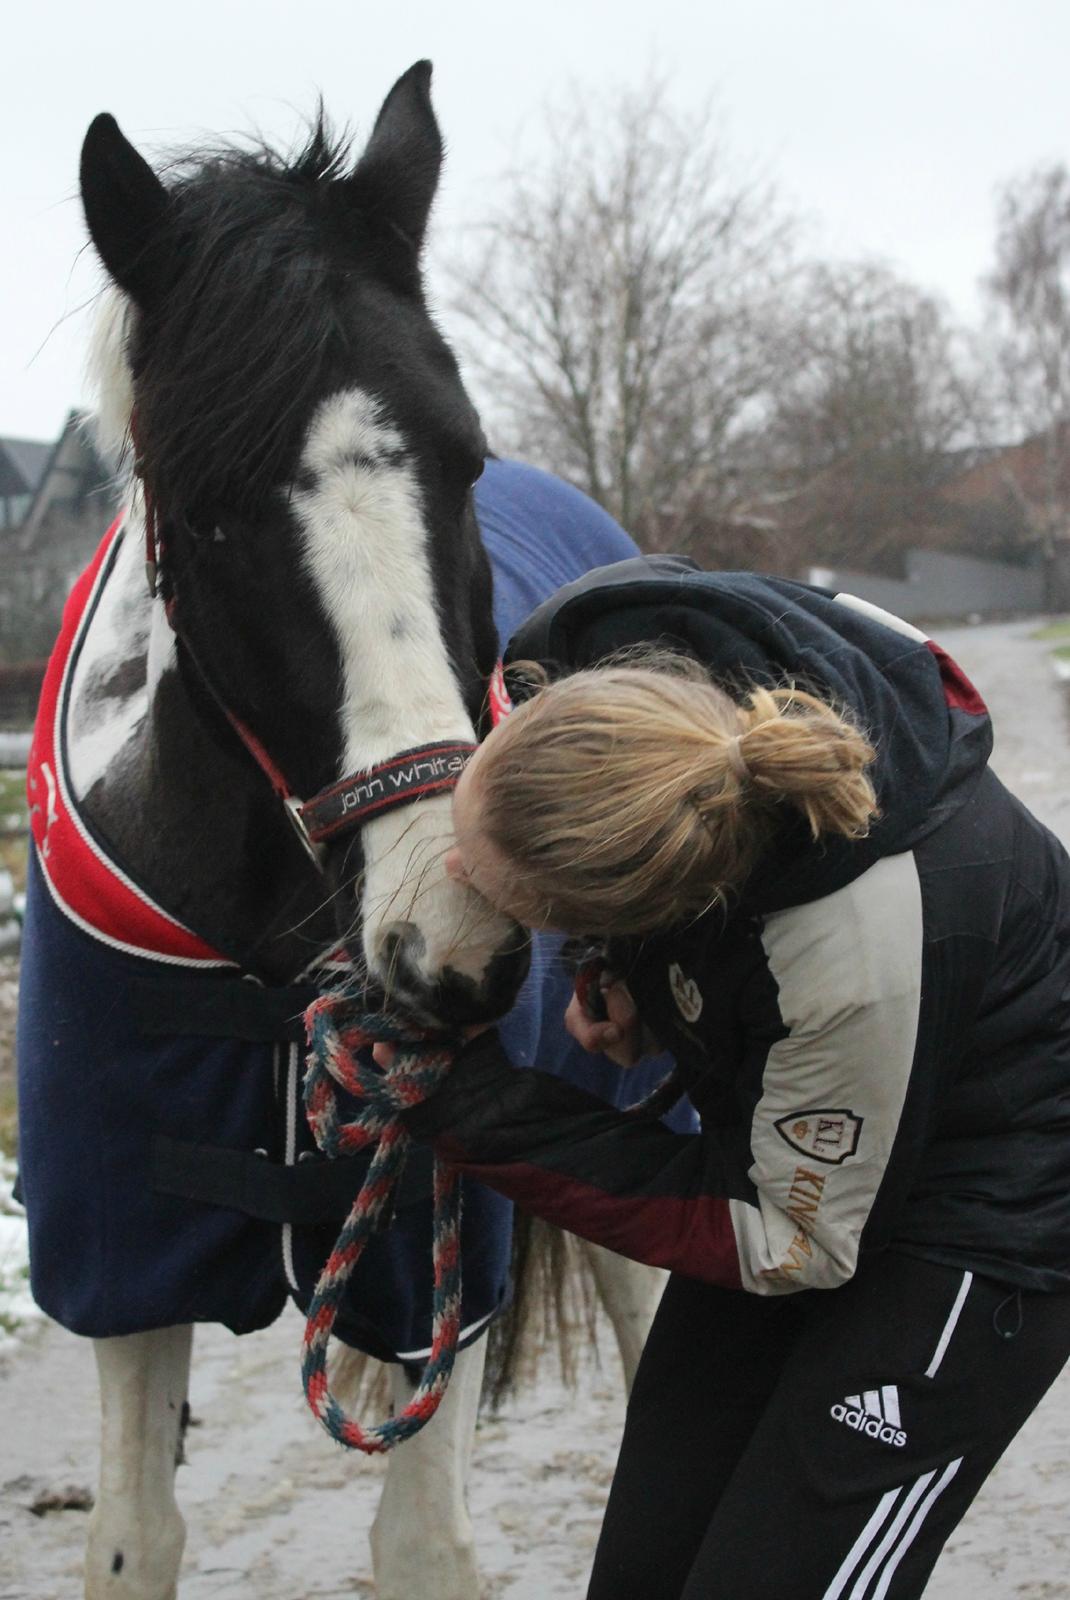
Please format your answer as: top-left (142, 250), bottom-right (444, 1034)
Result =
top-left (0, 661), bottom-right (46, 730)
top-left (805, 548), bottom-right (1046, 623)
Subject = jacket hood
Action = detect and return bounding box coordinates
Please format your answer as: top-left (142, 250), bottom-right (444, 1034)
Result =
top-left (505, 557), bottom-right (993, 913)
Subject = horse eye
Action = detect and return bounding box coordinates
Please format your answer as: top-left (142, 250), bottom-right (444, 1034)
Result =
top-left (441, 450), bottom-right (485, 488)
top-left (440, 454), bottom-right (484, 518)
top-left (177, 513), bottom-right (228, 546)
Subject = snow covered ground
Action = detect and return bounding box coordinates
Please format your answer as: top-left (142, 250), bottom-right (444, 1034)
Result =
top-left (0, 1158), bottom-right (37, 1355)
top-left (1, 616), bottom-right (1069, 1598)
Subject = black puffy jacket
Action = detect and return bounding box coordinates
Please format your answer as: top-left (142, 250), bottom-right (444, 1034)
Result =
top-left (407, 561), bottom-right (1070, 1295)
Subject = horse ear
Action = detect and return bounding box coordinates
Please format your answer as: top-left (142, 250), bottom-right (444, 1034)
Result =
top-left (80, 113), bottom-right (170, 306)
top-left (348, 61), bottom-right (443, 262)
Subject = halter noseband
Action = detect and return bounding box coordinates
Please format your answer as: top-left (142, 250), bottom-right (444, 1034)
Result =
top-left (297, 742), bottom-right (476, 842)
top-left (133, 442), bottom-right (483, 868)
top-left (213, 694), bottom-right (477, 867)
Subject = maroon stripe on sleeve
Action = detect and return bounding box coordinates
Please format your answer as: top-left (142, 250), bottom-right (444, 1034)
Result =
top-left (435, 1141), bottom-right (743, 1288)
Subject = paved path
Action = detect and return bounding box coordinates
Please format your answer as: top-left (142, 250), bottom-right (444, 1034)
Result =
top-left (1, 617), bottom-right (1068, 1599)
top-left (902, 619), bottom-right (1070, 1600)
top-left (943, 618), bottom-right (1070, 851)
top-left (0, 1303), bottom-right (625, 1599)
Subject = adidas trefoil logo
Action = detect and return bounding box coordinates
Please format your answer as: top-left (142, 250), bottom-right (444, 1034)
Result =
top-left (830, 1386), bottom-right (907, 1448)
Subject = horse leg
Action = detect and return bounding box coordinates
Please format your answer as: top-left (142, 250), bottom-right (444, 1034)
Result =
top-left (581, 1242), bottom-right (667, 1392)
top-left (369, 1338), bottom-right (486, 1600)
top-left (85, 1325), bottom-right (193, 1600)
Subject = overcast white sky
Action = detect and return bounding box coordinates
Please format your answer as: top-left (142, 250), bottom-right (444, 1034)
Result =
top-left (4, 0), bottom-right (1069, 443)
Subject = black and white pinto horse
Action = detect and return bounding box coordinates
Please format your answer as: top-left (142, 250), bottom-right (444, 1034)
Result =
top-left (16, 64), bottom-right (669, 1600)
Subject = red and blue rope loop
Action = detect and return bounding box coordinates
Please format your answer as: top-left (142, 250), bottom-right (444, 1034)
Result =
top-left (302, 994), bottom-right (463, 1454)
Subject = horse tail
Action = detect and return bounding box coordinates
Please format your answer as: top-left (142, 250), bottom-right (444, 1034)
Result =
top-left (482, 1211), bottom-right (601, 1411)
top-left (328, 1343), bottom-right (392, 1417)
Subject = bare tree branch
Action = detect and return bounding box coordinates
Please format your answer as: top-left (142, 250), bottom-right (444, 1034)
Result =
top-left (985, 163), bottom-right (1070, 544)
top-left (444, 79), bottom-right (795, 544)
top-left (752, 262), bottom-right (979, 569)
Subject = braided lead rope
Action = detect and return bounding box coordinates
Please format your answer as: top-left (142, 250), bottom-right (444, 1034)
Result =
top-left (302, 996), bottom-right (463, 1453)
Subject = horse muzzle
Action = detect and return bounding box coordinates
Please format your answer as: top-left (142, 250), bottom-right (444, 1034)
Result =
top-left (327, 793), bottom-right (532, 1028)
top-left (372, 916), bottom-right (532, 1027)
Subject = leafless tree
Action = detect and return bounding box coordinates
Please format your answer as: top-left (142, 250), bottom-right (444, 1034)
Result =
top-left (755, 262), bottom-right (978, 570)
top-left (985, 163), bottom-right (1070, 544)
top-left (445, 80), bottom-right (795, 548)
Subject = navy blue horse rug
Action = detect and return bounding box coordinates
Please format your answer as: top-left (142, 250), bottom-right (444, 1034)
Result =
top-left (17, 459), bottom-right (689, 1359)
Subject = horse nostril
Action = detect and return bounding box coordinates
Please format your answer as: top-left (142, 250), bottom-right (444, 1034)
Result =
top-left (377, 922), bottom-right (425, 973)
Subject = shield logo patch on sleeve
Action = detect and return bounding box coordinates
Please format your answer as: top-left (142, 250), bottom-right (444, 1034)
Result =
top-left (773, 1109), bottom-right (864, 1165)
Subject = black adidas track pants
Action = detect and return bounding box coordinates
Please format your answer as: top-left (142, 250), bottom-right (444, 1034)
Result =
top-left (586, 1253), bottom-right (1070, 1600)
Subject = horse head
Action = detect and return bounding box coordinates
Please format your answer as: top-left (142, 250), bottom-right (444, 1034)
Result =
top-left (78, 63), bottom-right (531, 1024)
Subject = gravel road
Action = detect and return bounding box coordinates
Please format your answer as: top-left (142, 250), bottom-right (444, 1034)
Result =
top-left (1, 616), bottom-right (1068, 1599)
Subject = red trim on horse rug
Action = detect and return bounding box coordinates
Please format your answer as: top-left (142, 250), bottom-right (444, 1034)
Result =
top-left (27, 517), bottom-right (232, 966)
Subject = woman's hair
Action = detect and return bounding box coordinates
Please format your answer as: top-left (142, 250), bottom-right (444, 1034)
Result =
top-left (476, 657), bottom-right (879, 934)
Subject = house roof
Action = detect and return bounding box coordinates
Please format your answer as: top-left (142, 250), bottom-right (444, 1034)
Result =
top-left (0, 436), bottom-right (52, 497)
top-left (0, 411), bottom-right (115, 559)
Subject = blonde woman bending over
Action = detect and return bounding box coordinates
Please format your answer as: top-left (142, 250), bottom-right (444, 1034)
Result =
top-left (392, 558), bottom-right (1070, 1600)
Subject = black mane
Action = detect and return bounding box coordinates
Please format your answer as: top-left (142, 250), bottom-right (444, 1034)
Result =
top-left (131, 117), bottom-right (371, 522)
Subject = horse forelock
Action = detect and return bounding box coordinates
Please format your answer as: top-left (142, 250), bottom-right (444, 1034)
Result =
top-left (123, 117), bottom-right (360, 523)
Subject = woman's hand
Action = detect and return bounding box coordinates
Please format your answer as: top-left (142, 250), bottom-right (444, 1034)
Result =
top-left (564, 977), bottom-right (656, 1069)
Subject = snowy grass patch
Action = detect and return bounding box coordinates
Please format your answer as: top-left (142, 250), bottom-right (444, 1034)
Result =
top-left (1027, 621), bottom-right (1070, 680)
top-left (1031, 618), bottom-right (1070, 642)
top-left (0, 1154), bottom-right (38, 1349)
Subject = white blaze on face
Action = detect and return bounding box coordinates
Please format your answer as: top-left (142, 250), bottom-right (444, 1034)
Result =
top-left (292, 388), bottom-right (511, 994)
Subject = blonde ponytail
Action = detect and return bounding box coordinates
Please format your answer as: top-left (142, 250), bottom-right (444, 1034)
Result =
top-left (723, 684), bottom-right (878, 842)
top-left (472, 662), bottom-right (879, 935)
